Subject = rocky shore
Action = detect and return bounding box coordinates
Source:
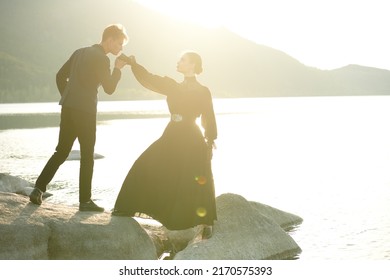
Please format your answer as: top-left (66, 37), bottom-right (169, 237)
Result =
top-left (0, 173), bottom-right (303, 260)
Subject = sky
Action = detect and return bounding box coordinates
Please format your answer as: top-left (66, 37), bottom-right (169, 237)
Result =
top-left (135, 0), bottom-right (390, 70)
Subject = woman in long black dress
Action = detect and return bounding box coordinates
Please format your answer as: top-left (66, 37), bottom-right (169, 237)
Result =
top-left (113, 52), bottom-right (217, 234)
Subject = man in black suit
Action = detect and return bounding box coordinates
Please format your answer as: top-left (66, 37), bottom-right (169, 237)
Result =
top-left (29, 24), bottom-right (128, 212)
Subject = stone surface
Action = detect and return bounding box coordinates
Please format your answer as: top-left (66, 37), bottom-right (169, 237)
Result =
top-left (163, 226), bottom-right (199, 254)
top-left (0, 173), bottom-right (51, 198)
top-left (1, 173), bottom-right (303, 260)
top-left (0, 192), bottom-right (157, 260)
top-left (249, 201), bottom-right (303, 230)
top-left (0, 173), bottom-right (34, 196)
top-left (174, 193), bottom-right (302, 260)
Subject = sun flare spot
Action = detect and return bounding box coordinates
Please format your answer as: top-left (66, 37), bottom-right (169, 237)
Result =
top-left (195, 175), bottom-right (207, 185)
top-left (196, 207), bottom-right (207, 217)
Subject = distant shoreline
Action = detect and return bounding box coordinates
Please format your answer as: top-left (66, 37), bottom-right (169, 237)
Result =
top-left (2, 95), bottom-right (389, 130)
top-left (0, 113), bottom-right (172, 130)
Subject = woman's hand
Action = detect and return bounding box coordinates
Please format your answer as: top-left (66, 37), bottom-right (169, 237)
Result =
top-left (128, 55), bottom-right (136, 65)
top-left (117, 54), bottom-right (136, 66)
top-left (206, 140), bottom-right (216, 160)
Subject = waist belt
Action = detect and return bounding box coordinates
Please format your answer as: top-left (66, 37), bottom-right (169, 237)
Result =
top-left (170, 114), bottom-right (196, 123)
top-left (171, 114), bottom-right (183, 122)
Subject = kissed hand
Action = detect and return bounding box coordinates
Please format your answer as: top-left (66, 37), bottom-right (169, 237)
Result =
top-left (114, 56), bottom-right (128, 70)
top-left (118, 54), bottom-right (136, 66)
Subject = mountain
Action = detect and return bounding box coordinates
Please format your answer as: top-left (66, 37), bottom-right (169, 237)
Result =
top-left (1, 0), bottom-right (390, 102)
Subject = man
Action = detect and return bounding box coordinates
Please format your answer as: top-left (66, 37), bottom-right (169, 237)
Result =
top-left (29, 24), bottom-right (128, 212)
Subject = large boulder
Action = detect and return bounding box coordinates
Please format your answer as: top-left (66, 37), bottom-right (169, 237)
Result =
top-left (249, 201), bottom-right (303, 230)
top-left (0, 173), bottom-right (34, 196)
top-left (174, 193), bottom-right (302, 260)
top-left (1, 174), bottom-right (303, 260)
top-left (162, 226), bottom-right (200, 257)
top-left (0, 192), bottom-right (157, 260)
top-left (0, 173), bottom-right (52, 199)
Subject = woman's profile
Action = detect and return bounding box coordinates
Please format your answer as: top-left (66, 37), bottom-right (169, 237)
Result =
top-left (113, 51), bottom-right (217, 237)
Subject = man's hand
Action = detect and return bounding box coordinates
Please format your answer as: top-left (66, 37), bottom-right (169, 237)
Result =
top-left (114, 56), bottom-right (127, 70)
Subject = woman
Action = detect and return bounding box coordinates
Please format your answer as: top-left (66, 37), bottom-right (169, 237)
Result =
top-left (113, 52), bottom-right (217, 236)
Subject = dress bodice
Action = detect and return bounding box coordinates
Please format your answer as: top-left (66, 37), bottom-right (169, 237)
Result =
top-left (131, 63), bottom-right (217, 141)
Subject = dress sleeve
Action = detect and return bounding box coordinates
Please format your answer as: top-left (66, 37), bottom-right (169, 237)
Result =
top-left (201, 88), bottom-right (218, 142)
top-left (131, 63), bottom-right (177, 96)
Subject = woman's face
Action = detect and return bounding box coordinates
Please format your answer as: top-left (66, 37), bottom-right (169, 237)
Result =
top-left (176, 54), bottom-right (195, 75)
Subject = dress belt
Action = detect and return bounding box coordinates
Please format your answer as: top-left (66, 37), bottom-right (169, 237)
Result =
top-left (170, 114), bottom-right (196, 123)
top-left (171, 114), bottom-right (183, 122)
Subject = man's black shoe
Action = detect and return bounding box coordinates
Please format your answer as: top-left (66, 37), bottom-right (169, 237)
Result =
top-left (29, 188), bottom-right (43, 205)
top-left (79, 200), bottom-right (104, 212)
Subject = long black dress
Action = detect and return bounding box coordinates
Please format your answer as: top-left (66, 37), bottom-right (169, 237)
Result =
top-left (114, 62), bottom-right (218, 230)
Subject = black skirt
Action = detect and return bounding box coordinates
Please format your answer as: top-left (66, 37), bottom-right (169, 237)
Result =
top-left (114, 119), bottom-right (217, 230)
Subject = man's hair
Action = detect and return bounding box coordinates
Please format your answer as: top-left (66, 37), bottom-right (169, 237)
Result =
top-left (102, 24), bottom-right (129, 45)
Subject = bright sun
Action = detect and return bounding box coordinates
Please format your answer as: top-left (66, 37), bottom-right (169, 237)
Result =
top-left (134, 0), bottom-right (390, 71)
top-left (134, 0), bottom-right (226, 28)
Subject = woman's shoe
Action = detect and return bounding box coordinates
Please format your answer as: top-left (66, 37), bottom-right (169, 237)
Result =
top-left (202, 225), bottom-right (213, 239)
top-left (111, 209), bottom-right (132, 217)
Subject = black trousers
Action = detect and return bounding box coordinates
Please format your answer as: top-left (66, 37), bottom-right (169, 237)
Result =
top-left (35, 106), bottom-right (96, 203)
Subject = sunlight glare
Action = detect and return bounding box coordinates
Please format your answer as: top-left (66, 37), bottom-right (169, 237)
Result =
top-left (134, 0), bottom-right (390, 70)
top-left (135, 0), bottom-right (225, 28)
top-left (195, 175), bottom-right (207, 185)
top-left (196, 207), bottom-right (207, 217)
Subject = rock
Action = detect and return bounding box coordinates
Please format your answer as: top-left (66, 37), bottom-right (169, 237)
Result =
top-left (174, 193), bottom-right (302, 260)
top-left (0, 188), bottom-right (303, 260)
top-left (0, 192), bottom-right (157, 260)
top-left (163, 227), bottom-right (199, 255)
top-left (0, 173), bottom-right (34, 195)
top-left (249, 201), bottom-right (303, 231)
top-left (67, 150), bottom-right (104, 161)
top-left (135, 221), bottom-right (166, 259)
top-left (124, 218), bottom-right (197, 259)
top-left (0, 173), bottom-right (52, 198)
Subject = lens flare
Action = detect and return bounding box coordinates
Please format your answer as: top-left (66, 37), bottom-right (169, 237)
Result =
top-left (195, 175), bottom-right (207, 185)
top-left (196, 207), bottom-right (207, 217)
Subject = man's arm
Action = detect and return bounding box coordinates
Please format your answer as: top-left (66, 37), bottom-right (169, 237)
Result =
top-left (56, 55), bottom-right (73, 96)
top-left (98, 56), bottom-right (126, 95)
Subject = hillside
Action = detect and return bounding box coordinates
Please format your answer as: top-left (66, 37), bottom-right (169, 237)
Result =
top-left (1, 0), bottom-right (390, 102)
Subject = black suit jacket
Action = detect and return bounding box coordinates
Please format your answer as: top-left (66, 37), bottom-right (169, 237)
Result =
top-left (57, 44), bottom-right (121, 114)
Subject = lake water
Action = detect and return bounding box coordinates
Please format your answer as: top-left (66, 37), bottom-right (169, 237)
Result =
top-left (1, 96), bottom-right (390, 260)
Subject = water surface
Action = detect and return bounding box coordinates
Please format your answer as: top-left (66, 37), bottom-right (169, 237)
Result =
top-left (1, 97), bottom-right (390, 260)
